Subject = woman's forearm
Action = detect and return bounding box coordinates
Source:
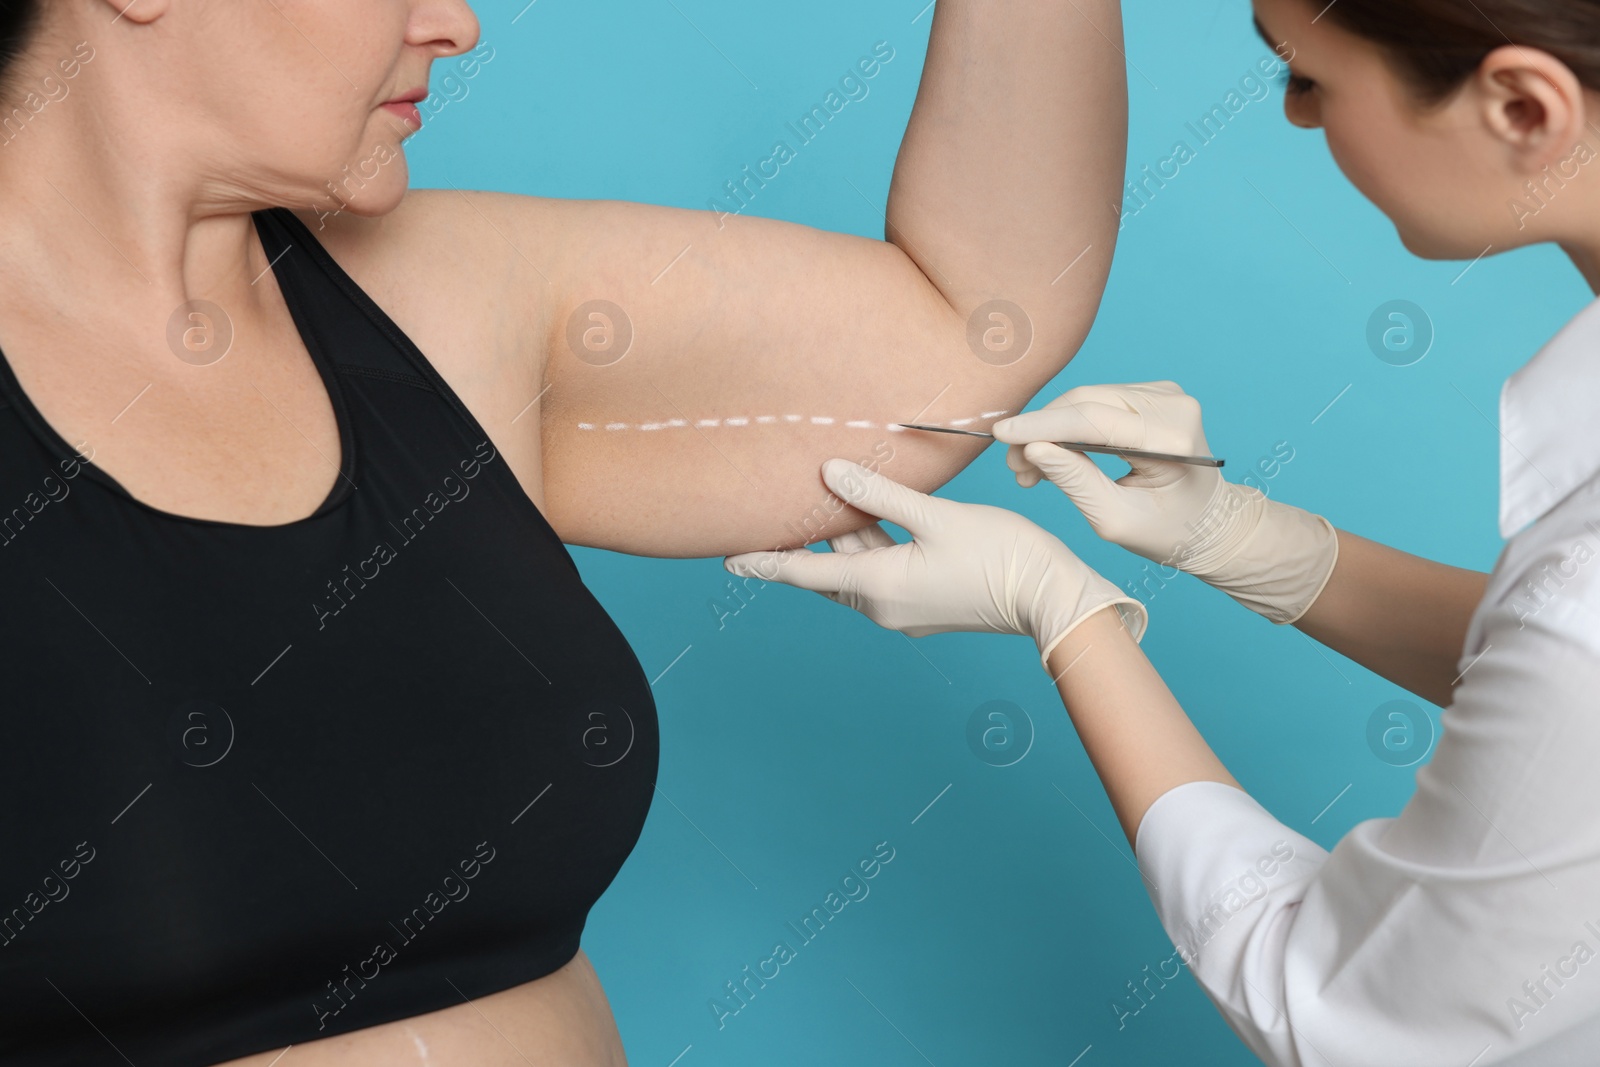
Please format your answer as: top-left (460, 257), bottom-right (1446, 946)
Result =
top-left (887, 1), bottom-right (1129, 357)
top-left (1294, 529), bottom-right (1489, 707)
top-left (1045, 608), bottom-right (1239, 845)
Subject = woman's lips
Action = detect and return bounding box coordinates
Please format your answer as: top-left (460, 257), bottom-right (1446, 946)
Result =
top-left (380, 101), bottom-right (422, 128)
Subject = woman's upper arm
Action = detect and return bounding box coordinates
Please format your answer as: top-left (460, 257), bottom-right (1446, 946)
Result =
top-left (501, 194), bottom-right (1113, 557)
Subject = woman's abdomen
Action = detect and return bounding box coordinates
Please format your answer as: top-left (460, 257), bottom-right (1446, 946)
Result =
top-left (214, 951), bottom-right (627, 1067)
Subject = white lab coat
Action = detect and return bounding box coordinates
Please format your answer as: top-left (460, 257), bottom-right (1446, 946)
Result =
top-left (1134, 296), bottom-right (1600, 1065)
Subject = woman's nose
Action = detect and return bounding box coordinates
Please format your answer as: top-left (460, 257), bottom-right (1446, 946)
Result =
top-left (408, 0), bottom-right (482, 58)
top-left (1284, 93), bottom-right (1322, 130)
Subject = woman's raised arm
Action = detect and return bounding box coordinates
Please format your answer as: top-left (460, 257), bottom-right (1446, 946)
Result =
top-left (512, 1), bottom-right (1129, 556)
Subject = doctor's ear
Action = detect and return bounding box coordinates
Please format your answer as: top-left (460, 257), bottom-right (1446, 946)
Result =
top-left (1472, 45), bottom-right (1588, 171)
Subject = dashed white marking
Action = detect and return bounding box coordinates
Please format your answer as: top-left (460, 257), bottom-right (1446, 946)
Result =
top-left (575, 410), bottom-right (1012, 434)
top-left (402, 1025), bottom-right (433, 1066)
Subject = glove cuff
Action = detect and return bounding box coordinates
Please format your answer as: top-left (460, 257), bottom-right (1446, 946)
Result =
top-left (1206, 502), bottom-right (1340, 625)
top-left (1034, 580), bottom-right (1149, 675)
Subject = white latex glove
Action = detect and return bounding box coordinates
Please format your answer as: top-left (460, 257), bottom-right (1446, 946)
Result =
top-left (725, 458), bottom-right (1147, 672)
top-left (990, 381), bottom-right (1338, 625)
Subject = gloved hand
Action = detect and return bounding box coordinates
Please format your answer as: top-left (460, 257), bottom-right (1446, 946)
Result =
top-left (990, 381), bottom-right (1338, 625)
top-left (725, 458), bottom-right (1147, 673)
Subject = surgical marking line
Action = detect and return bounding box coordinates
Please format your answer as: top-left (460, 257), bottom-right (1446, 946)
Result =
top-left (577, 409), bottom-right (1012, 433)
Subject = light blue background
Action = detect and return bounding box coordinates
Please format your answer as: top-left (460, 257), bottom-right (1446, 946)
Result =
top-left (410, 2), bottom-right (1592, 1064)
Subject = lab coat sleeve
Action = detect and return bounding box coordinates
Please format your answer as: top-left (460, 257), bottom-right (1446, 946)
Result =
top-left (1133, 780), bottom-right (1331, 1065)
top-left (1133, 592), bottom-right (1600, 1067)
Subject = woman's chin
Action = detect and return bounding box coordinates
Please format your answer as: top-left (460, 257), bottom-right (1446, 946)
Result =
top-left (1392, 221), bottom-right (1502, 263)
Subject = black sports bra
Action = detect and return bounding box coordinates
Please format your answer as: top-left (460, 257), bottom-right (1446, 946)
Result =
top-left (0, 207), bottom-right (659, 1065)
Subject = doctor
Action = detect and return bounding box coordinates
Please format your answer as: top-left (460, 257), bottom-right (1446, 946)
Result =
top-left (727, 1), bottom-right (1600, 1063)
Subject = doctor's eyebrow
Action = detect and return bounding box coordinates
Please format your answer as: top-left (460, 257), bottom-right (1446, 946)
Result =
top-left (1252, 16), bottom-right (1275, 49)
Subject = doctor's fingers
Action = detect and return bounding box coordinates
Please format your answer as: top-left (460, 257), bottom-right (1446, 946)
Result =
top-left (1039, 380), bottom-right (1184, 411)
top-left (1002, 399), bottom-right (1147, 486)
top-left (1003, 381), bottom-right (1180, 418)
top-left (1020, 442), bottom-right (1125, 518)
top-left (724, 545), bottom-right (869, 596)
top-left (992, 401), bottom-right (1148, 453)
top-left (827, 522), bottom-right (898, 553)
top-left (819, 458), bottom-right (945, 536)
top-left (996, 381), bottom-right (1184, 435)
top-left (1007, 445), bottom-right (1046, 489)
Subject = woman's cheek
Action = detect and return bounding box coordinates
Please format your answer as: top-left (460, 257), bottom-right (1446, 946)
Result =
top-left (1325, 115), bottom-right (1404, 216)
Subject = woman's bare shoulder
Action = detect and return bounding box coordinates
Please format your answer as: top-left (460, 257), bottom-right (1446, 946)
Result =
top-left (279, 188), bottom-right (557, 395)
top-left (283, 189), bottom-right (553, 369)
top-left (281, 189), bottom-right (558, 511)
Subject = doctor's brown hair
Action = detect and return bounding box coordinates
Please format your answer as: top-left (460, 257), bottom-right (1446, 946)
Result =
top-left (1322, 0), bottom-right (1600, 102)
